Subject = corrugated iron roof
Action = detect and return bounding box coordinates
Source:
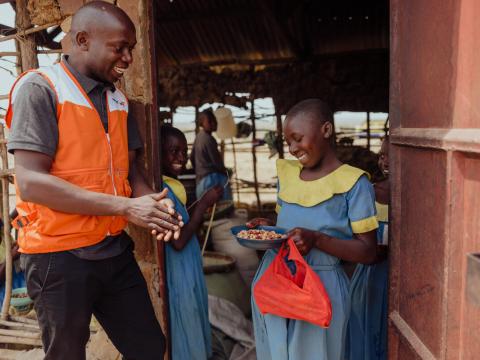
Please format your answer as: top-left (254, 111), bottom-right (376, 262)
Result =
top-left (155, 0), bottom-right (388, 67)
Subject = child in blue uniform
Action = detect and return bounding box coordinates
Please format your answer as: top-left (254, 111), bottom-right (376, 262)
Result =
top-left (160, 126), bottom-right (223, 360)
top-left (248, 99), bottom-right (378, 360)
top-left (347, 137), bottom-right (389, 360)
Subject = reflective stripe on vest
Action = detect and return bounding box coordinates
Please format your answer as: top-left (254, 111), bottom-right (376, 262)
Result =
top-left (6, 62), bottom-right (131, 254)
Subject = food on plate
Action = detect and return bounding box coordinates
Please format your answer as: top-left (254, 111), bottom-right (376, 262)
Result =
top-left (237, 229), bottom-right (285, 240)
top-left (12, 293), bottom-right (28, 299)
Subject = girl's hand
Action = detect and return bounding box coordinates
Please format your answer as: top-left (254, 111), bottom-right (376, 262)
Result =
top-left (199, 186), bottom-right (223, 209)
top-left (288, 227), bottom-right (320, 255)
top-left (246, 217), bottom-right (274, 228)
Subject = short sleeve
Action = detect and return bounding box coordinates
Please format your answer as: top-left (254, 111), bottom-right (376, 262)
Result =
top-left (275, 180), bottom-right (283, 214)
top-left (346, 175), bottom-right (378, 234)
top-left (127, 110), bottom-right (143, 151)
top-left (7, 75), bottom-right (58, 157)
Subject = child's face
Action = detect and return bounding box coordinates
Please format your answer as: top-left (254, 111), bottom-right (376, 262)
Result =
top-left (284, 114), bottom-right (333, 169)
top-left (162, 135), bottom-right (188, 177)
top-left (378, 139), bottom-right (389, 176)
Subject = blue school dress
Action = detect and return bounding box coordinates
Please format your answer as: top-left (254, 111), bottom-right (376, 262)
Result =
top-left (196, 172), bottom-right (232, 202)
top-left (347, 202), bottom-right (389, 360)
top-left (252, 160), bottom-right (378, 360)
top-left (163, 176), bottom-right (212, 360)
top-left (0, 268), bottom-right (26, 304)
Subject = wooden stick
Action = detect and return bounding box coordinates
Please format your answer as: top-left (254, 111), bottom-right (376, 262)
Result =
top-left (9, 316), bottom-right (38, 325)
top-left (250, 99), bottom-right (261, 211)
top-left (16, 0), bottom-right (39, 71)
top-left (0, 335), bottom-right (42, 346)
top-left (276, 112), bottom-right (284, 159)
top-left (0, 169), bottom-right (15, 177)
top-left (201, 203), bottom-right (216, 256)
top-left (0, 328), bottom-right (41, 339)
top-left (0, 319), bottom-right (40, 331)
top-left (37, 49), bottom-right (63, 54)
top-left (0, 52), bottom-right (19, 56)
top-left (0, 125), bottom-right (11, 321)
top-left (0, 95), bottom-right (8, 100)
top-left (231, 139), bottom-right (240, 203)
top-left (0, 21), bottom-right (62, 44)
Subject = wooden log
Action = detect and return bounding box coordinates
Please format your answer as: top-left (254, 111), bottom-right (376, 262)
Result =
top-left (0, 328), bottom-right (41, 339)
top-left (231, 139), bottom-right (240, 203)
top-left (37, 49), bottom-right (63, 54)
top-left (0, 335), bottom-right (42, 346)
top-left (0, 126), bottom-right (11, 321)
top-left (0, 319), bottom-right (40, 332)
top-left (0, 169), bottom-right (15, 178)
top-left (15, 0), bottom-right (39, 70)
top-left (250, 100), bottom-right (261, 211)
top-left (194, 105), bottom-right (199, 134)
top-left (0, 21), bottom-right (61, 44)
top-left (367, 111), bottom-right (371, 150)
top-left (9, 316), bottom-right (38, 325)
top-left (276, 113), bottom-right (284, 159)
top-left (0, 51), bottom-right (19, 56)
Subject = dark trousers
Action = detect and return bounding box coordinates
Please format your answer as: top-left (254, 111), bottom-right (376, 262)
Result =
top-left (21, 247), bottom-right (165, 360)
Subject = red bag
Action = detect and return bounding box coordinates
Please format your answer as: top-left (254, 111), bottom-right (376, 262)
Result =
top-left (253, 238), bottom-right (332, 327)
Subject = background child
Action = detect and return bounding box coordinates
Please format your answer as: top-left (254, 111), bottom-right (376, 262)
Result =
top-left (248, 99), bottom-right (378, 360)
top-left (161, 125), bottom-right (223, 360)
top-left (190, 109), bottom-right (232, 201)
top-left (346, 136), bottom-right (389, 360)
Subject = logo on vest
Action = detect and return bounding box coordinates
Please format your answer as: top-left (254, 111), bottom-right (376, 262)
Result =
top-left (111, 97), bottom-right (126, 107)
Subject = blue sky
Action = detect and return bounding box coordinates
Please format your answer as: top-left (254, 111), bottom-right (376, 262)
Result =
top-left (0, 4), bottom-right (387, 129)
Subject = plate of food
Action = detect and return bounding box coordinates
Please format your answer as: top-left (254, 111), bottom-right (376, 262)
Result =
top-left (230, 225), bottom-right (288, 250)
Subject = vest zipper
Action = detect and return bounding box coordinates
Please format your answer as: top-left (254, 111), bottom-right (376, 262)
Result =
top-left (106, 133), bottom-right (117, 196)
top-left (106, 133), bottom-right (117, 236)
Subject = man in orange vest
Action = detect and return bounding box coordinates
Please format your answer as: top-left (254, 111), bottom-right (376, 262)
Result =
top-left (5, 2), bottom-right (180, 359)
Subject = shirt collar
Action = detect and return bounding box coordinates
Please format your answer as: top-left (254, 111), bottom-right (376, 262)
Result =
top-left (62, 55), bottom-right (115, 94)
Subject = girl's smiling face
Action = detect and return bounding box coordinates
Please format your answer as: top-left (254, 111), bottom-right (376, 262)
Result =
top-left (284, 114), bottom-right (333, 169)
top-left (162, 134), bottom-right (188, 177)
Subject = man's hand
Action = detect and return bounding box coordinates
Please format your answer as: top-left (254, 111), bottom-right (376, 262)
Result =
top-left (125, 188), bottom-right (183, 235)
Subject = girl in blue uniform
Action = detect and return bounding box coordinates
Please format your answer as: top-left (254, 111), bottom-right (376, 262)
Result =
top-left (347, 137), bottom-right (389, 360)
top-left (248, 99), bottom-right (379, 360)
top-left (160, 126), bottom-right (223, 360)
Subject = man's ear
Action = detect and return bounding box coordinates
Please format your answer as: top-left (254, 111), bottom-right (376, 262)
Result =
top-left (323, 122), bottom-right (334, 139)
top-left (75, 31), bottom-right (89, 51)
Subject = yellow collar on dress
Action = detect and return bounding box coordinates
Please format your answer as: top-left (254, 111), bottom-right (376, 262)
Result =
top-left (277, 159), bottom-right (368, 207)
top-left (163, 176), bottom-right (187, 206)
top-left (375, 201), bottom-right (389, 222)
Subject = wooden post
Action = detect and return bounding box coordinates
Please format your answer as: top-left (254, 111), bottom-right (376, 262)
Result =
top-left (276, 113), bottom-right (284, 159)
top-left (220, 140), bottom-right (225, 162)
top-left (250, 100), bottom-right (261, 211)
top-left (15, 0), bottom-right (39, 71)
top-left (194, 106), bottom-right (200, 134)
top-left (0, 126), bottom-right (12, 321)
top-left (366, 111), bottom-right (371, 150)
top-left (231, 139), bottom-right (240, 203)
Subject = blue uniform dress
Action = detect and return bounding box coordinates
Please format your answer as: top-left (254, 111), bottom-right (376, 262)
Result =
top-left (0, 268), bottom-right (26, 304)
top-left (163, 176), bottom-right (212, 360)
top-left (347, 202), bottom-right (389, 360)
top-left (252, 160), bottom-right (378, 360)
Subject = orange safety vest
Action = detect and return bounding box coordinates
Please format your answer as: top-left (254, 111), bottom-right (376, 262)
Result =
top-left (5, 61), bottom-right (132, 253)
